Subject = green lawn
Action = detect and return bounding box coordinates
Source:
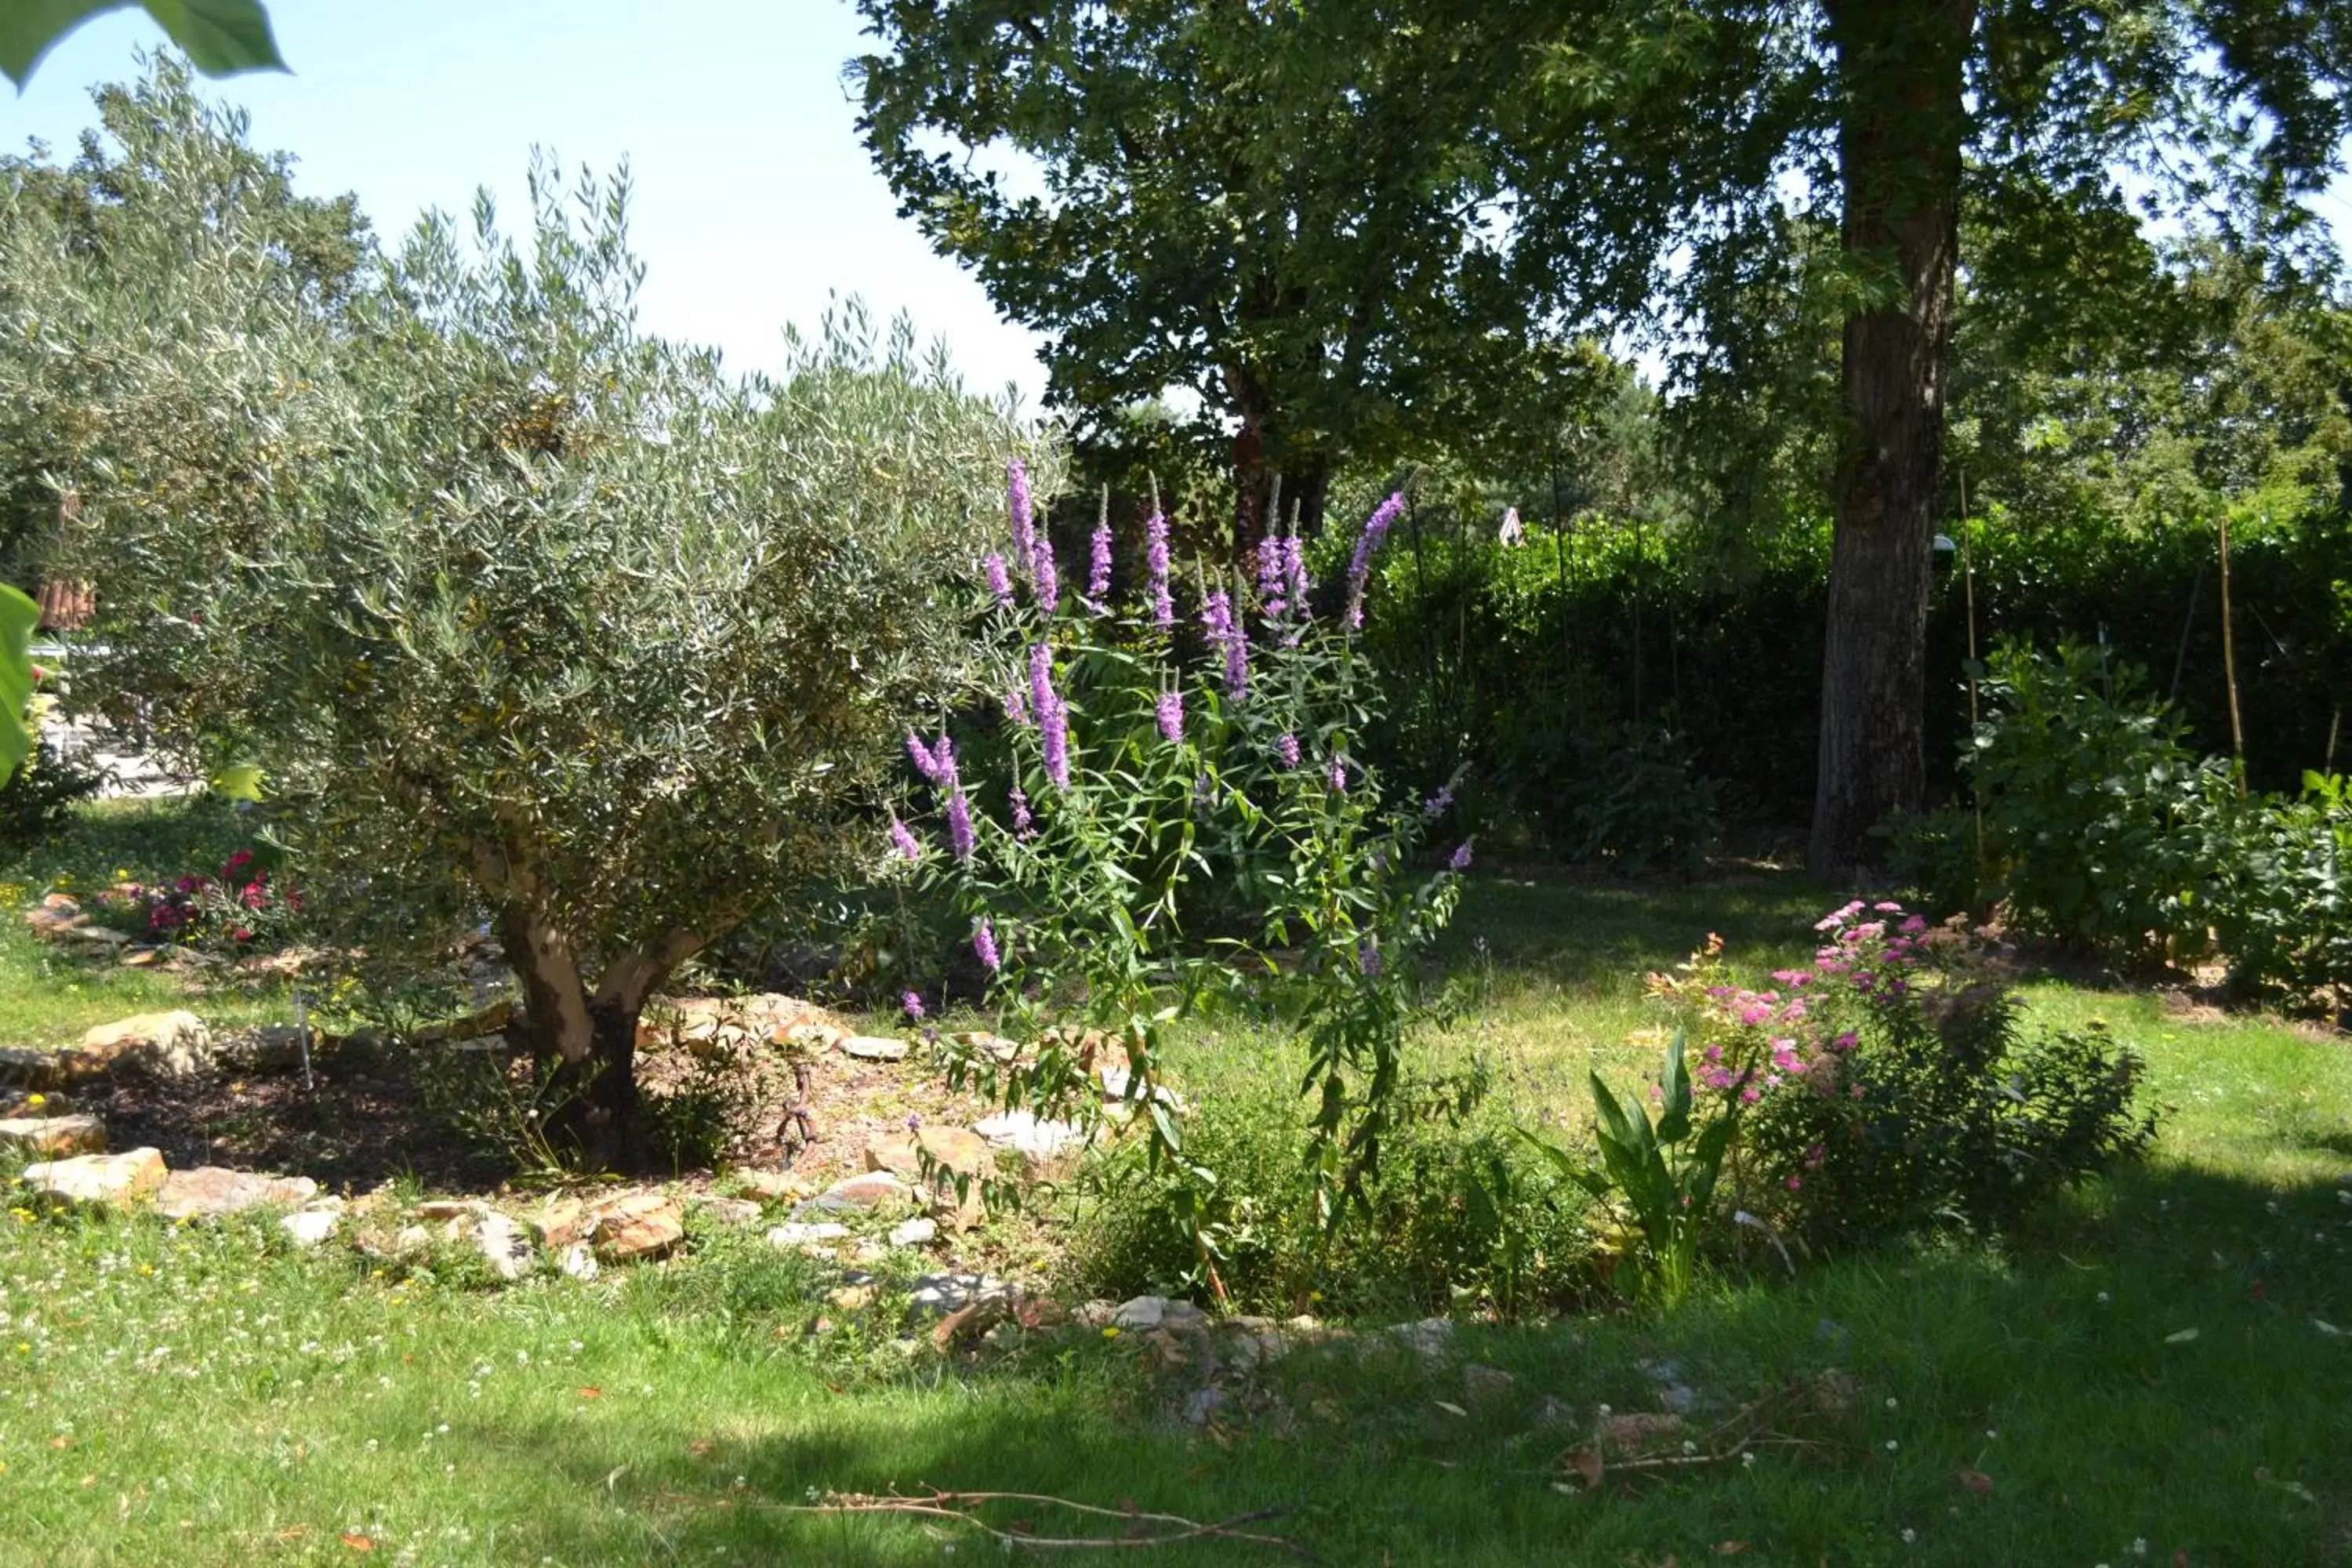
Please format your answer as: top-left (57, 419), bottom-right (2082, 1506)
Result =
top-left (3, 810), bottom-right (2350, 1564)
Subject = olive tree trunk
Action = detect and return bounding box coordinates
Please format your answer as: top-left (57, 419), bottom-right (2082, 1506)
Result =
top-left (1809, 0), bottom-right (1975, 880)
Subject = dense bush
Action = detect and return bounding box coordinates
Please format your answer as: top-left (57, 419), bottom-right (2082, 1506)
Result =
top-left (1653, 902), bottom-right (2156, 1255)
top-left (2209, 772), bottom-right (2352, 1009)
top-left (0, 735), bottom-right (103, 850)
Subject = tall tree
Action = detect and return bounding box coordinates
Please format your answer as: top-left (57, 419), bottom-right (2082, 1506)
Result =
top-left (851, 1), bottom-right (1625, 546)
top-left (1516, 0), bottom-right (2352, 876)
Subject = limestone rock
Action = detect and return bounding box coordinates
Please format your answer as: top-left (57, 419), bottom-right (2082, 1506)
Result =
top-left (916, 1125), bottom-right (992, 1180)
top-left (791, 1172), bottom-right (914, 1218)
top-left (418, 1198), bottom-right (494, 1223)
top-left (155, 1167), bottom-right (318, 1221)
top-left (70, 1011), bottom-right (213, 1079)
top-left (972, 1110), bottom-right (1089, 1178)
top-left (766, 1221), bottom-right (849, 1248)
top-left (837, 1034), bottom-right (909, 1062)
top-left (280, 1202), bottom-right (343, 1248)
top-left (1112, 1295), bottom-right (1207, 1332)
top-left (584, 1191), bottom-right (684, 1261)
top-left (557, 1243), bottom-right (599, 1281)
top-left (474, 1210), bottom-right (535, 1280)
top-left (1464, 1363), bottom-right (1517, 1406)
top-left (907, 1272), bottom-right (1018, 1316)
top-left (691, 1193), bottom-right (762, 1226)
top-left (0, 1114), bottom-right (103, 1157)
top-left (862, 1131), bottom-right (921, 1179)
top-left (20, 1147), bottom-right (167, 1207)
top-left (887, 1217), bottom-right (938, 1248)
top-left (538, 1196), bottom-right (587, 1249)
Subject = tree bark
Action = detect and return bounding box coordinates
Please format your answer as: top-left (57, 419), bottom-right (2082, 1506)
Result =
top-left (1810, 0), bottom-right (1975, 880)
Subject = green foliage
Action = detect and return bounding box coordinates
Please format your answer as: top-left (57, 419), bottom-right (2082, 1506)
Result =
top-left (0, 582), bottom-right (34, 786)
top-left (1069, 1047), bottom-right (1595, 1319)
top-left (0, 734), bottom-right (103, 849)
top-left (45, 114), bottom-right (1042, 1153)
top-left (2209, 771), bottom-right (2352, 1008)
top-left (0, 5), bottom-right (281, 88)
top-left (852, 1), bottom-right (1620, 524)
top-left (1519, 1026), bottom-right (1740, 1307)
top-left (907, 481), bottom-right (1469, 1275)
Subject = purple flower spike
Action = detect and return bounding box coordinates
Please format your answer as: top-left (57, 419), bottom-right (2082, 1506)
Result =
top-left (1276, 731), bottom-right (1301, 769)
top-left (906, 731), bottom-right (942, 783)
top-left (946, 788), bottom-right (975, 861)
top-left (1283, 536), bottom-right (1310, 611)
top-left (1425, 785), bottom-right (1454, 818)
top-left (1033, 534), bottom-right (1060, 617)
top-left (1201, 589), bottom-right (1248, 698)
top-left (1007, 459), bottom-right (1034, 565)
top-left (1328, 753), bottom-right (1348, 793)
top-left (1003, 684), bottom-right (1029, 725)
top-left (1029, 644), bottom-right (1069, 788)
top-left (1145, 512), bottom-right (1173, 628)
top-left (902, 990), bottom-right (925, 1020)
top-left (1156, 688), bottom-right (1184, 744)
top-left (1009, 785), bottom-right (1033, 837)
top-left (1087, 522), bottom-right (1113, 606)
top-left (1357, 938), bottom-right (1382, 978)
top-left (983, 553), bottom-right (1014, 608)
top-left (888, 816), bottom-right (921, 861)
top-left (973, 916), bottom-right (1001, 973)
top-left (1255, 537), bottom-right (1285, 613)
top-left (1450, 840), bottom-right (1473, 872)
top-left (1346, 492), bottom-right (1405, 630)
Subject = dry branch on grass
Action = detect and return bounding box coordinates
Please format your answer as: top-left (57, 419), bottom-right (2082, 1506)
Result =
top-left (763, 1488), bottom-right (1311, 1555)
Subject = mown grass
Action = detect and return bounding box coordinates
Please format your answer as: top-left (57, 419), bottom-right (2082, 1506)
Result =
top-left (2, 811), bottom-right (2349, 1564)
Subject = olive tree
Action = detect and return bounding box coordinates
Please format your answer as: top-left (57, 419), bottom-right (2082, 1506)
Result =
top-left (67, 164), bottom-right (1049, 1163)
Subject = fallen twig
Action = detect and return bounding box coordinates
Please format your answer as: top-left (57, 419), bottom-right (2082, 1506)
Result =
top-left (757, 1488), bottom-right (1311, 1556)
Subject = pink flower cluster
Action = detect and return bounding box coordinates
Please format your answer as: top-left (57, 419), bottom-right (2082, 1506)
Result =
top-left (105, 848), bottom-right (293, 946)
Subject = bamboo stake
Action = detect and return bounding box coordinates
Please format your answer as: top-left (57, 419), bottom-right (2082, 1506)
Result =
top-left (1959, 473), bottom-right (1984, 884)
top-left (2219, 512), bottom-right (2248, 798)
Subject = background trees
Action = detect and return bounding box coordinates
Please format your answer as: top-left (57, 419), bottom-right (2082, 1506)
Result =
top-left (851, 0), bottom-right (1618, 545)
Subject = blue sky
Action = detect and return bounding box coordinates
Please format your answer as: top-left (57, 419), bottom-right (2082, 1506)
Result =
top-left (2, 0), bottom-right (1055, 405)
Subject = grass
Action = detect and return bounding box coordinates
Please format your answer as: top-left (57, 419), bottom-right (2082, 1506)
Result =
top-left (0, 798), bottom-right (292, 1047)
top-left (2, 806), bottom-right (2350, 1564)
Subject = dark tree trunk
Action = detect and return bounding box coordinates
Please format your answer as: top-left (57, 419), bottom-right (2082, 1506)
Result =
top-left (1281, 463), bottom-right (1330, 538)
top-left (1810, 0), bottom-right (1975, 880)
top-left (494, 902), bottom-right (652, 1172)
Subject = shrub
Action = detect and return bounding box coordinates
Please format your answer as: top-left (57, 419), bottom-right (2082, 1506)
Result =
top-left (895, 477), bottom-right (1472, 1289)
top-left (2210, 771), bottom-right (2352, 1010)
top-left (1889, 639), bottom-right (2230, 964)
top-left (1654, 900), bottom-right (2157, 1254)
top-left (62, 165), bottom-right (1042, 1168)
top-left (0, 735), bottom-right (103, 851)
top-left (1563, 723), bottom-right (1721, 877)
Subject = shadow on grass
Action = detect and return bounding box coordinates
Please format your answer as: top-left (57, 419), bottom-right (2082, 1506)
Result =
top-left (424, 1155), bottom-right (2352, 1566)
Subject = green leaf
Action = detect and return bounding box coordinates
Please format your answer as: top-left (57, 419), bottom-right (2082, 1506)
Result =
top-left (209, 760), bottom-right (267, 801)
top-left (1655, 1025), bottom-right (1693, 1143)
top-left (2, 0), bottom-right (283, 88)
top-left (0, 584), bottom-right (37, 786)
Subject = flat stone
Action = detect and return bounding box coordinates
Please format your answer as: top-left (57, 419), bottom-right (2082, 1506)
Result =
top-left (557, 1242), bottom-right (599, 1281)
top-left (0, 1114), bottom-right (103, 1157)
top-left (691, 1193), bottom-right (762, 1226)
top-left (837, 1034), bottom-right (909, 1062)
top-left (418, 1198), bottom-right (494, 1222)
top-left (791, 1171), bottom-right (914, 1218)
top-left (1386, 1317), bottom-right (1455, 1359)
top-left (156, 1167), bottom-right (318, 1221)
top-left (220, 1025), bottom-right (314, 1073)
top-left (280, 1203), bottom-right (343, 1248)
top-left (907, 1272), bottom-right (1017, 1316)
top-left (916, 1125), bottom-right (992, 1180)
top-left (887, 1217), bottom-right (938, 1247)
top-left (56, 922), bottom-right (130, 946)
top-left (862, 1131), bottom-right (921, 1178)
top-left (585, 1191), bottom-right (684, 1261)
top-left (20, 1147), bottom-right (167, 1207)
top-left (474, 1210), bottom-right (535, 1280)
top-left (973, 1110), bottom-right (1089, 1159)
top-left (1112, 1295), bottom-right (1207, 1331)
top-left (767, 1221), bottom-right (850, 1248)
top-left (71, 1011), bottom-right (213, 1079)
top-left (1464, 1363), bottom-right (1517, 1405)
top-left (538, 1196), bottom-right (587, 1248)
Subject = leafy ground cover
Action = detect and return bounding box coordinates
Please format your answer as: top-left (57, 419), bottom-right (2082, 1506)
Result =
top-left (3, 815), bottom-right (2350, 1565)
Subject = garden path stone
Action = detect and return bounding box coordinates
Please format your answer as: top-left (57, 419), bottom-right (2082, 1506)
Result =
top-left (0, 1114), bottom-right (104, 1157)
top-left (767, 1221), bottom-right (850, 1248)
top-left (837, 1034), bottom-right (909, 1062)
top-left (584, 1192), bottom-right (684, 1261)
top-left (20, 1147), bottom-right (167, 1207)
top-left (155, 1167), bottom-right (318, 1220)
top-left (69, 1011), bottom-right (213, 1079)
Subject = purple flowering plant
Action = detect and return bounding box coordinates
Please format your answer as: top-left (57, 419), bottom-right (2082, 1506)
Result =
top-left (890, 466), bottom-right (1468, 1271)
